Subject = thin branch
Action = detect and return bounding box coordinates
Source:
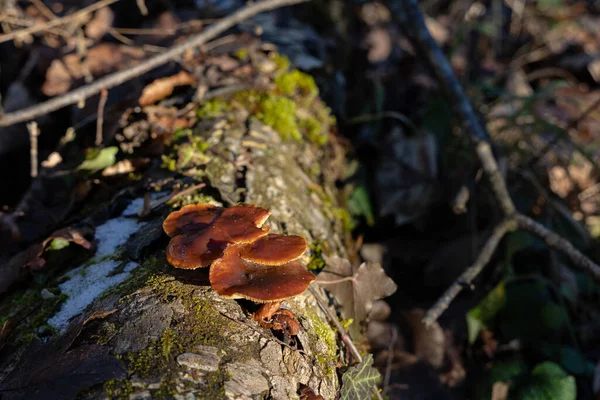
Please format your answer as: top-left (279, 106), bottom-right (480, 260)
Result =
top-left (475, 142), bottom-right (515, 216)
top-left (27, 121), bottom-right (40, 178)
top-left (515, 214), bottom-right (600, 282)
top-left (95, 89), bottom-right (108, 146)
top-left (422, 219), bottom-right (516, 327)
top-left (0, 0), bottom-right (120, 44)
top-left (395, 0), bottom-right (491, 143)
top-left (0, 0), bottom-right (310, 127)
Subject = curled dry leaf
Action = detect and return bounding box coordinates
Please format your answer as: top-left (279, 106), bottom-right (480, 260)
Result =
top-left (318, 255), bottom-right (397, 338)
top-left (24, 226), bottom-right (95, 271)
top-left (138, 71), bottom-right (196, 106)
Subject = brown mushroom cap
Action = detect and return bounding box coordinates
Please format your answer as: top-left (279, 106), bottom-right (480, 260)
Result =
top-left (209, 243), bottom-right (316, 302)
top-left (216, 204), bottom-right (271, 242)
top-left (164, 204), bottom-right (271, 269)
top-left (240, 234), bottom-right (307, 265)
top-left (163, 204), bottom-right (223, 237)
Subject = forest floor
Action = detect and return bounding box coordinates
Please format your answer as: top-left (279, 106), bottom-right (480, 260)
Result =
top-left (2, 1), bottom-right (600, 399)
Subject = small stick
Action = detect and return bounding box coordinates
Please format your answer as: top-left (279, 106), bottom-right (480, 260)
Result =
top-left (0, 0), bottom-right (120, 44)
top-left (27, 121), bottom-right (39, 178)
top-left (95, 89), bottom-right (108, 146)
top-left (515, 214), bottom-right (600, 282)
top-left (0, 0), bottom-right (310, 127)
top-left (422, 219), bottom-right (516, 327)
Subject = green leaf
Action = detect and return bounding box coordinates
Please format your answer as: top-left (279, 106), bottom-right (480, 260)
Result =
top-left (475, 358), bottom-right (528, 400)
top-left (559, 347), bottom-right (591, 376)
top-left (515, 362), bottom-right (576, 400)
top-left (48, 238), bottom-right (70, 251)
top-left (77, 147), bottom-right (118, 174)
top-left (466, 280), bottom-right (506, 343)
top-left (466, 313), bottom-right (483, 345)
top-left (347, 185), bottom-right (374, 226)
top-left (340, 354), bottom-right (381, 400)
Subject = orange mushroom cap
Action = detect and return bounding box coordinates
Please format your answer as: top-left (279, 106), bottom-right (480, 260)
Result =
top-left (164, 203), bottom-right (271, 269)
top-left (239, 234), bottom-right (307, 265)
top-left (209, 243), bottom-right (316, 302)
top-left (163, 203), bottom-right (223, 237)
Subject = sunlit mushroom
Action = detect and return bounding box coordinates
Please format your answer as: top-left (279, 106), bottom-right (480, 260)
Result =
top-left (163, 203), bottom-right (271, 269)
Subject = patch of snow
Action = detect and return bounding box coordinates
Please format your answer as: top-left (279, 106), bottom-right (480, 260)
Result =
top-left (95, 218), bottom-right (141, 258)
top-left (48, 198), bottom-right (149, 332)
top-left (121, 192), bottom-right (166, 217)
top-left (121, 197), bottom-right (146, 217)
top-left (47, 261), bottom-right (138, 330)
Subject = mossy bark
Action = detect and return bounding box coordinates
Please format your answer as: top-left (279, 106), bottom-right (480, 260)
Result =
top-left (0, 70), bottom-right (350, 400)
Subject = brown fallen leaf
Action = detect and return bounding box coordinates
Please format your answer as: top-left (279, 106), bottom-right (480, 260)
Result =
top-left (24, 226), bottom-right (95, 271)
top-left (138, 71), bottom-right (196, 106)
top-left (85, 7), bottom-right (114, 40)
top-left (318, 255), bottom-right (397, 338)
top-left (43, 44), bottom-right (144, 96)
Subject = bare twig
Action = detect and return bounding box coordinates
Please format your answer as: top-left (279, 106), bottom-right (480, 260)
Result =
top-left (394, 0), bottom-right (600, 327)
top-left (0, 0), bottom-right (310, 127)
top-left (423, 219), bottom-right (516, 326)
top-left (27, 121), bottom-right (39, 178)
top-left (308, 285), bottom-right (384, 400)
top-left (95, 89), bottom-right (108, 146)
top-left (0, 0), bottom-right (120, 44)
top-left (515, 214), bottom-right (600, 282)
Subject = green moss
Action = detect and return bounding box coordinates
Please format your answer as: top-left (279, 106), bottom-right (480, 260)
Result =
top-left (299, 116), bottom-right (328, 147)
top-left (197, 99), bottom-right (231, 119)
top-left (104, 379), bottom-right (134, 400)
top-left (304, 309), bottom-right (337, 375)
top-left (274, 70), bottom-right (318, 99)
top-left (0, 286), bottom-right (67, 346)
top-left (308, 187), bottom-right (353, 233)
top-left (272, 53), bottom-right (291, 74)
top-left (333, 207), bottom-right (354, 233)
top-left (234, 48), bottom-right (249, 60)
top-left (308, 241), bottom-right (326, 271)
top-left (257, 95), bottom-right (302, 142)
top-left (93, 322), bottom-right (119, 345)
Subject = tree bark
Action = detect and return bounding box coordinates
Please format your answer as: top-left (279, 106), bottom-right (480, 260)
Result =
top-left (0, 74), bottom-right (349, 399)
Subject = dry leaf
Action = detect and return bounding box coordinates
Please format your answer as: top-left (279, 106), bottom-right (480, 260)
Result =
top-left (85, 7), bottom-right (114, 40)
top-left (43, 44), bottom-right (142, 96)
top-left (318, 256), bottom-right (397, 338)
top-left (138, 71), bottom-right (196, 106)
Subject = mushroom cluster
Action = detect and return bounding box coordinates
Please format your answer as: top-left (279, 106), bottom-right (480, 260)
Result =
top-left (163, 203), bottom-right (316, 335)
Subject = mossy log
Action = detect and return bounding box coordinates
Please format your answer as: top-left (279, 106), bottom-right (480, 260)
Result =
top-left (0, 62), bottom-right (352, 400)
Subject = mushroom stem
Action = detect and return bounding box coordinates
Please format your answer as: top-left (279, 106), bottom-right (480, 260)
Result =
top-left (254, 301), bottom-right (282, 324)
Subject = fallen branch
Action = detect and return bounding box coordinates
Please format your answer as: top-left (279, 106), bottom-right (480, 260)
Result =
top-left (393, 0), bottom-right (600, 327)
top-left (0, 0), bottom-right (310, 127)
